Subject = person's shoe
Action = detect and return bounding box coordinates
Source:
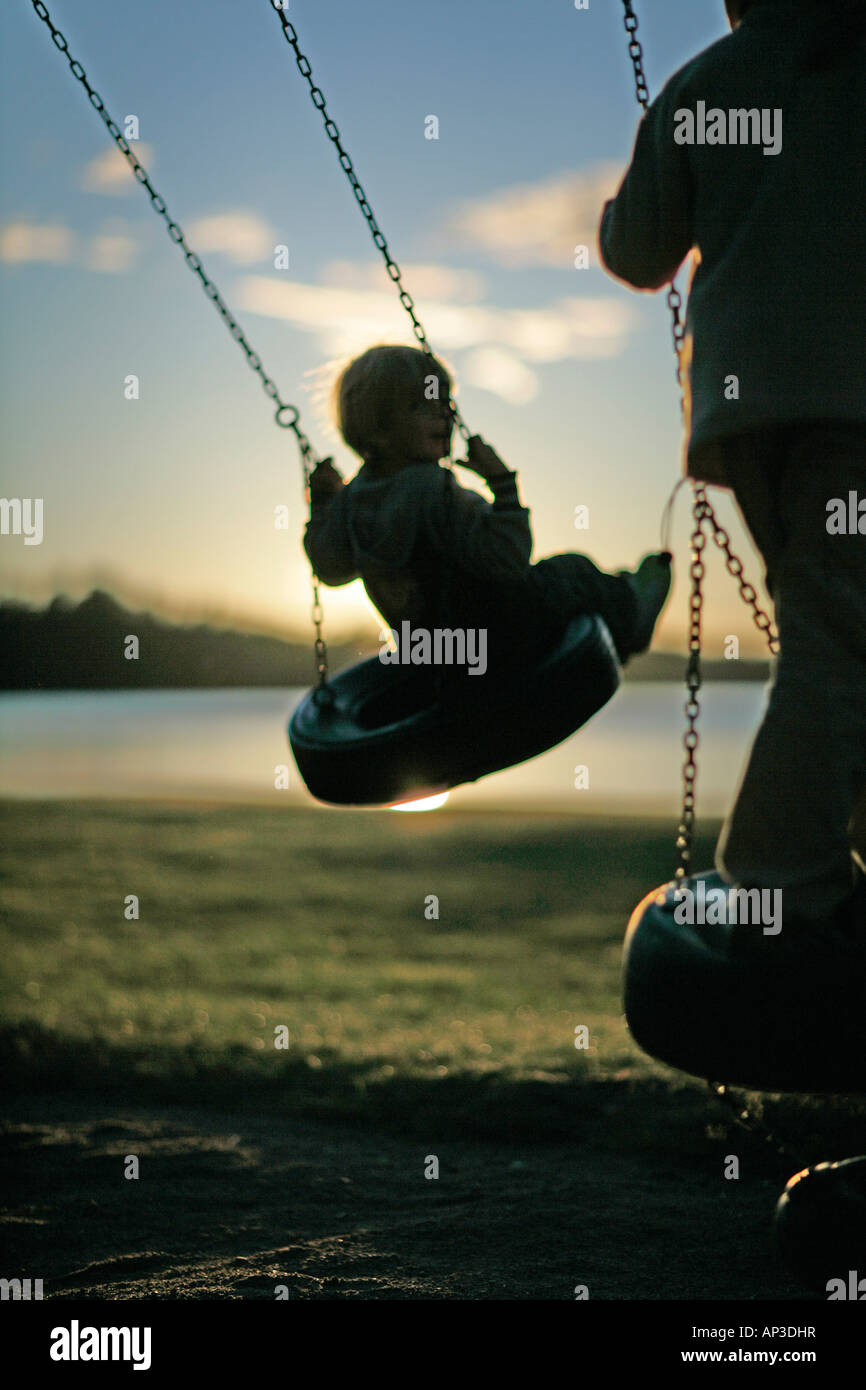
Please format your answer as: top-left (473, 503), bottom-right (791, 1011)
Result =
top-left (623, 869), bottom-right (866, 1093)
top-left (775, 1156), bottom-right (866, 1292)
top-left (836, 864), bottom-right (866, 942)
top-left (727, 866), bottom-right (866, 957)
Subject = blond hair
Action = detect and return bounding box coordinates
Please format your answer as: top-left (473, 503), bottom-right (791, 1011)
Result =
top-left (332, 344), bottom-right (453, 459)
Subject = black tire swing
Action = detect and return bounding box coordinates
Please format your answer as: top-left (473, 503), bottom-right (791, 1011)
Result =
top-left (616, 2), bottom-right (866, 1099)
top-left (30, 0), bottom-right (621, 812)
top-left (274, 10), bottom-right (622, 807)
top-left (290, 615), bottom-right (620, 807)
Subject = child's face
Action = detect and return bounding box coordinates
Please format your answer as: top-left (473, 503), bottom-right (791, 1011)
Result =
top-left (369, 392), bottom-right (453, 466)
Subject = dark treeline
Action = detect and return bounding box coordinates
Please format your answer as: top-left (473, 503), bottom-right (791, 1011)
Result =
top-left (0, 591), bottom-right (769, 689)
top-left (0, 591), bottom-right (372, 690)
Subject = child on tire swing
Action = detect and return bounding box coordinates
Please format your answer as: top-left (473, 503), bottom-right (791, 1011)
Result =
top-left (599, 0), bottom-right (866, 936)
top-left (303, 343), bottom-right (671, 690)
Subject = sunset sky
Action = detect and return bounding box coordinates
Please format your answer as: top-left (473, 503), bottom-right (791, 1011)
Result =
top-left (1, 0), bottom-right (771, 656)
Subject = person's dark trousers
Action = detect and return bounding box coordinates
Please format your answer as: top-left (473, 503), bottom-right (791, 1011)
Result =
top-left (712, 421), bottom-right (866, 919)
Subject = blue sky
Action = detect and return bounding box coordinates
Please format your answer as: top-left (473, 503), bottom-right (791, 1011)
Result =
top-left (2, 0), bottom-right (768, 653)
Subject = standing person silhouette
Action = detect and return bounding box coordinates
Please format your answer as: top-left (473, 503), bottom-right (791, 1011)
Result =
top-left (599, 0), bottom-right (866, 936)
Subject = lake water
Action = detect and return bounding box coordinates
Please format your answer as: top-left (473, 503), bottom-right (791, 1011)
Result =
top-left (0, 684), bottom-right (769, 816)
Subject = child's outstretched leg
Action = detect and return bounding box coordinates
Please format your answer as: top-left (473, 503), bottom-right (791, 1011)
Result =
top-left (529, 550), bottom-right (671, 663)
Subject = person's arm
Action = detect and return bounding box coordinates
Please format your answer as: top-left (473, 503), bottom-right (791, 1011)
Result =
top-left (302, 458), bottom-right (358, 585)
top-left (598, 82), bottom-right (695, 291)
top-left (430, 437), bottom-right (533, 581)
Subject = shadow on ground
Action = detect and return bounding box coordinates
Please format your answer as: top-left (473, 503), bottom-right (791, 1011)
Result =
top-left (2, 1054), bottom-right (863, 1300)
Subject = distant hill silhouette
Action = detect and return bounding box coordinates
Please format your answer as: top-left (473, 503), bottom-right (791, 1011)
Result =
top-left (0, 591), bottom-right (374, 690)
top-left (0, 592), bottom-right (770, 690)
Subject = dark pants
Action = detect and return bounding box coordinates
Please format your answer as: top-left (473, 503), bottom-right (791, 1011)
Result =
top-left (434, 551), bottom-right (640, 680)
top-left (527, 554), bottom-right (639, 662)
top-left (712, 421), bottom-right (866, 916)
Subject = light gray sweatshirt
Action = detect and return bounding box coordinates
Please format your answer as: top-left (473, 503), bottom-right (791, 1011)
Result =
top-left (598, 0), bottom-right (866, 485)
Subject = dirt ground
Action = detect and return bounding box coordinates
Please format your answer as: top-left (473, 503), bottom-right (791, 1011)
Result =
top-left (1, 1092), bottom-right (817, 1301)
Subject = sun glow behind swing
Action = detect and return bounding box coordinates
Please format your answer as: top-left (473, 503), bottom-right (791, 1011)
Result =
top-left (389, 792), bottom-right (450, 813)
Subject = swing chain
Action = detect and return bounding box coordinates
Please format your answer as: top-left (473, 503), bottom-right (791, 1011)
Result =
top-left (621, 1), bottom-right (651, 111)
top-left (711, 1084), bottom-right (800, 1165)
top-left (310, 581), bottom-right (330, 699)
top-left (30, 0), bottom-right (330, 692)
top-left (30, 0), bottom-right (312, 450)
top-left (268, 2), bottom-right (471, 447)
top-left (667, 286), bottom-right (687, 389)
top-left (702, 497), bottom-right (781, 656)
top-left (675, 490), bottom-right (708, 882)
top-left (297, 441), bottom-right (332, 696)
top-left (674, 487), bottom-right (780, 882)
top-left (622, 3), bottom-right (687, 394)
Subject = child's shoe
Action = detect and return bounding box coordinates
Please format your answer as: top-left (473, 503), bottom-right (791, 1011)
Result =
top-left (620, 551), bottom-right (673, 657)
top-left (775, 1155), bottom-right (866, 1293)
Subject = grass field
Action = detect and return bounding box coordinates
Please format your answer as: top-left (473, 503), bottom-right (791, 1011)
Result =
top-left (3, 800), bottom-right (682, 1119)
top-left (2, 799), bottom-right (863, 1298)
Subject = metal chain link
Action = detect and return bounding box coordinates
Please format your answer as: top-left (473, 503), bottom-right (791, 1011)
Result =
top-left (621, 2), bottom-right (795, 1165)
top-left (622, 2), bottom-right (688, 377)
top-left (674, 498), bottom-right (707, 883)
top-left (672, 488), bottom-right (780, 883)
top-left (702, 493), bottom-right (781, 657)
top-left (30, 0), bottom-right (332, 694)
top-left (268, 1), bottom-right (470, 452)
top-left (621, 1), bottom-right (651, 110)
top-left (710, 1084), bottom-right (799, 1165)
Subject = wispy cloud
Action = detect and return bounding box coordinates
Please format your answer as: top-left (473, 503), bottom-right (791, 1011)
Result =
top-left (84, 227), bottom-right (139, 274)
top-left (0, 218), bottom-right (140, 272)
top-left (0, 221), bottom-right (75, 264)
top-left (237, 273), bottom-right (636, 404)
top-left (184, 211), bottom-right (275, 265)
top-left (321, 259), bottom-right (486, 302)
top-left (2, 206), bottom-right (270, 273)
top-left (447, 163), bottom-right (623, 268)
top-left (460, 347), bottom-right (539, 406)
top-left (80, 143), bottom-right (156, 193)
